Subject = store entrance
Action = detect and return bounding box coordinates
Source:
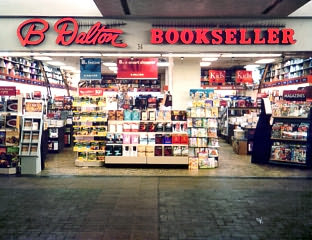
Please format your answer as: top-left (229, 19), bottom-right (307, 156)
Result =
top-left (1, 52), bottom-right (312, 176)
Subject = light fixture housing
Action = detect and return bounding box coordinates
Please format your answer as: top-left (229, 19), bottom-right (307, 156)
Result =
top-left (255, 59), bottom-right (276, 64)
top-left (200, 62), bottom-right (211, 67)
top-left (202, 57), bottom-right (218, 62)
top-left (43, 52), bottom-right (101, 57)
top-left (162, 53), bottom-right (220, 58)
top-left (103, 62), bottom-right (117, 67)
top-left (222, 53), bottom-right (281, 58)
top-left (46, 61), bottom-right (65, 66)
top-left (157, 62), bottom-right (169, 67)
top-left (102, 53), bottom-right (161, 57)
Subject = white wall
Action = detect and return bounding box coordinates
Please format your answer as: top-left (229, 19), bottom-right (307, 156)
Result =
top-left (171, 58), bottom-right (200, 110)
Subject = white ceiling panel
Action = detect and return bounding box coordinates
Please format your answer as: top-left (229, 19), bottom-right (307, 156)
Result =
top-left (0, 0), bottom-right (101, 16)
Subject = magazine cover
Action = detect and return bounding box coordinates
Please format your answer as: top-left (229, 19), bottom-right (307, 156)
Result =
top-left (5, 130), bottom-right (19, 146)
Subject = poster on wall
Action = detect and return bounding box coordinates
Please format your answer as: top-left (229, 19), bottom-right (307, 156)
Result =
top-left (236, 70), bottom-right (253, 84)
top-left (80, 58), bottom-right (101, 80)
top-left (117, 58), bottom-right (158, 79)
top-left (208, 70), bottom-right (226, 84)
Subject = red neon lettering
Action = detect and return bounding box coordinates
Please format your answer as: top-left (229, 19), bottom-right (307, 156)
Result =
top-left (239, 29), bottom-right (251, 44)
top-left (54, 18), bottom-right (78, 45)
top-left (211, 29), bottom-right (223, 44)
top-left (195, 29), bottom-right (209, 44)
top-left (180, 29), bottom-right (194, 44)
top-left (150, 29), bottom-right (164, 44)
top-left (165, 29), bottom-right (179, 44)
top-left (54, 18), bottom-right (127, 47)
top-left (225, 29), bottom-right (237, 44)
top-left (267, 28), bottom-right (280, 44)
top-left (254, 29), bottom-right (265, 44)
top-left (17, 18), bottom-right (49, 46)
top-left (281, 28), bottom-right (296, 44)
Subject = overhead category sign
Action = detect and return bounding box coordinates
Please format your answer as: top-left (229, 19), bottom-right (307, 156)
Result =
top-left (117, 58), bottom-right (158, 79)
top-left (80, 58), bottom-right (101, 80)
top-left (150, 28), bottom-right (296, 45)
top-left (17, 17), bottom-right (127, 48)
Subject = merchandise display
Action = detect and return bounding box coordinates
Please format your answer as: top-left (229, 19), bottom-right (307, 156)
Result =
top-left (187, 91), bottom-right (219, 169)
top-left (105, 109), bottom-right (189, 164)
top-left (269, 101), bottom-right (312, 167)
top-left (72, 96), bottom-right (107, 166)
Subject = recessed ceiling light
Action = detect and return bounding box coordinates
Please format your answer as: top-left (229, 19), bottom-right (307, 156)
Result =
top-left (244, 64), bottom-right (260, 69)
top-left (157, 62), bottom-right (169, 67)
top-left (103, 62), bottom-right (117, 67)
top-left (43, 53), bottom-right (101, 57)
top-left (222, 53), bottom-right (281, 58)
top-left (162, 53), bottom-right (220, 58)
top-left (34, 56), bottom-right (53, 61)
top-left (109, 66), bottom-right (118, 71)
top-left (102, 53), bottom-right (161, 57)
top-left (202, 57), bottom-right (218, 61)
top-left (255, 59), bottom-right (276, 64)
top-left (60, 66), bottom-right (76, 71)
top-left (46, 61), bottom-right (65, 66)
top-left (200, 62), bottom-right (211, 67)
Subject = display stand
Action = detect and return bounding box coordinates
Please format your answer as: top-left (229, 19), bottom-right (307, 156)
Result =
top-left (251, 99), bottom-right (271, 164)
top-left (19, 116), bottom-right (43, 174)
top-left (19, 100), bottom-right (43, 174)
top-left (187, 92), bottom-right (219, 169)
top-left (72, 96), bottom-right (107, 166)
top-left (268, 103), bottom-right (312, 168)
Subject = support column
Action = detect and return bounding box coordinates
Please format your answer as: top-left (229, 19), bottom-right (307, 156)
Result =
top-left (171, 57), bottom-right (201, 110)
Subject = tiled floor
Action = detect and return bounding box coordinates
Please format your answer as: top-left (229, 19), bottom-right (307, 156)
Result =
top-left (42, 140), bottom-right (312, 177)
top-left (0, 176), bottom-right (311, 240)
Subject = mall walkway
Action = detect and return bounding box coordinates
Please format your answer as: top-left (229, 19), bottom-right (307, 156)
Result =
top-left (0, 176), bottom-right (311, 240)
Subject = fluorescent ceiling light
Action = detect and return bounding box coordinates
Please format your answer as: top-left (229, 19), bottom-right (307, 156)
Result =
top-left (0, 52), bottom-right (41, 56)
top-left (46, 61), bottom-right (65, 66)
top-left (255, 59), bottom-right (276, 64)
top-left (109, 66), bottom-right (118, 71)
top-left (43, 53), bottom-right (101, 57)
top-left (162, 53), bottom-right (220, 58)
top-left (202, 57), bottom-right (218, 61)
top-left (102, 53), bottom-right (161, 57)
top-left (222, 53), bottom-right (282, 58)
top-left (157, 62), bottom-right (169, 67)
top-left (200, 62), bottom-right (211, 67)
top-left (244, 64), bottom-right (260, 69)
top-left (33, 56), bottom-right (52, 61)
top-left (103, 62), bottom-right (117, 67)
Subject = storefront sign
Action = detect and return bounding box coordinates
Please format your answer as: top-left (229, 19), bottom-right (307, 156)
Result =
top-left (283, 90), bottom-right (306, 101)
top-left (80, 58), bottom-right (101, 80)
top-left (150, 28), bottom-right (296, 45)
top-left (208, 70), bottom-right (226, 83)
top-left (78, 88), bottom-right (103, 96)
top-left (236, 70), bottom-right (253, 84)
top-left (0, 86), bottom-right (16, 96)
top-left (117, 58), bottom-right (158, 79)
top-left (17, 17), bottom-right (127, 48)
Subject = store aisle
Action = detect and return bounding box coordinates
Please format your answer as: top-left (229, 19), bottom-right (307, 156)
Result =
top-left (0, 176), bottom-right (312, 240)
top-left (42, 140), bottom-right (312, 177)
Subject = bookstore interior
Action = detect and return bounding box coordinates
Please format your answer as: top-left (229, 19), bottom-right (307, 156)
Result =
top-left (0, 50), bottom-right (312, 175)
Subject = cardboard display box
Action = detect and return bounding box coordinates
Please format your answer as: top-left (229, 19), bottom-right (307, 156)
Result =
top-left (232, 139), bottom-right (248, 155)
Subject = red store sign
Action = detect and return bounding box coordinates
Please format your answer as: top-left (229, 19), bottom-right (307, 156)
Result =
top-left (236, 70), bottom-right (253, 84)
top-left (150, 28), bottom-right (296, 45)
top-left (78, 88), bottom-right (103, 96)
top-left (0, 86), bottom-right (16, 96)
top-left (208, 70), bottom-right (226, 83)
top-left (17, 17), bottom-right (127, 48)
top-left (117, 58), bottom-right (158, 79)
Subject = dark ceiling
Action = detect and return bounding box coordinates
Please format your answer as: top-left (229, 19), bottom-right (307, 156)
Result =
top-left (93, 0), bottom-right (309, 17)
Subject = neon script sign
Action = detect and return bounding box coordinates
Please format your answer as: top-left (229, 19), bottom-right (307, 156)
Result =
top-left (17, 17), bottom-right (127, 48)
top-left (150, 28), bottom-right (296, 45)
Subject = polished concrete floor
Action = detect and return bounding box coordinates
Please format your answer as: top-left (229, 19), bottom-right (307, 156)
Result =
top-left (42, 140), bottom-right (312, 177)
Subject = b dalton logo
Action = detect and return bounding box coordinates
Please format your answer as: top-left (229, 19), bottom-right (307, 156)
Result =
top-left (17, 17), bottom-right (127, 48)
